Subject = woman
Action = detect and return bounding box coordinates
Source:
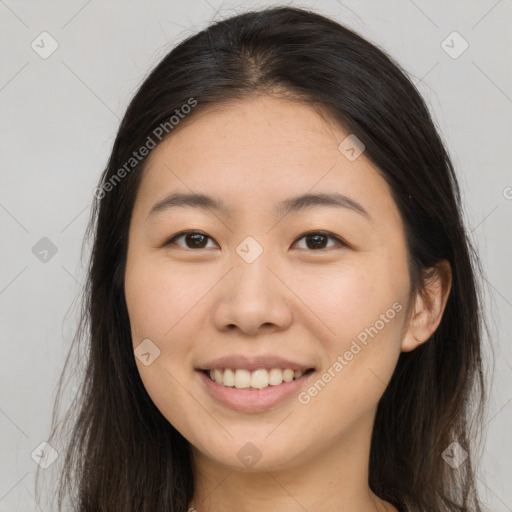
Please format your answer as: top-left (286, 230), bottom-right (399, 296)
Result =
top-left (39, 6), bottom-right (488, 512)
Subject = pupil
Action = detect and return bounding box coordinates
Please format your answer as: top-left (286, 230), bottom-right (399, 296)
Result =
top-left (187, 233), bottom-right (207, 248)
top-left (307, 235), bottom-right (326, 249)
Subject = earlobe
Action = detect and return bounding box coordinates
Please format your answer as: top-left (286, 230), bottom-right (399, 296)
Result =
top-left (401, 260), bottom-right (452, 353)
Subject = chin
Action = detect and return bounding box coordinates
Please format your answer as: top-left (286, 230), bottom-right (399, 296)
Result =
top-left (191, 434), bottom-right (309, 473)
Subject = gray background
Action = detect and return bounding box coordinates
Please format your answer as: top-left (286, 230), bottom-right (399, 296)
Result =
top-left (0, 0), bottom-right (511, 510)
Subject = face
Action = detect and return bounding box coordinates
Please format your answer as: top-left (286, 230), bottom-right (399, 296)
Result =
top-left (124, 95), bottom-right (413, 473)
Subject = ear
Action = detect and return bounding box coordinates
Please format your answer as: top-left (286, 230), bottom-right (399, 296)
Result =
top-left (402, 260), bottom-right (452, 352)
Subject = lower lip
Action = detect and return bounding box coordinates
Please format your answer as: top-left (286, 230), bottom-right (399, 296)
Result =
top-left (197, 370), bottom-right (315, 413)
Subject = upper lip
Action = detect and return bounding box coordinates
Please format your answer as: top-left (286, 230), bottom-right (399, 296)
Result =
top-left (197, 354), bottom-right (315, 372)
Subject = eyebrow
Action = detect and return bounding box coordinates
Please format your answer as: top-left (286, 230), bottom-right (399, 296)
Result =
top-left (146, 191), bottom-right (370, 220)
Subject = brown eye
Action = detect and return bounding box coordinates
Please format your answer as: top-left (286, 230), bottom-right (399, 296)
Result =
top-left (166, 231), bottom-right (218, 249)
top-left (164, 230), bottom-right (345, 251)
top-left (293, 231), bottom-right (345, 251)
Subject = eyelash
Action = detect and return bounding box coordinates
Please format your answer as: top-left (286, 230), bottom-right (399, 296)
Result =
top-left (164, 230), bottom-right (347, 251)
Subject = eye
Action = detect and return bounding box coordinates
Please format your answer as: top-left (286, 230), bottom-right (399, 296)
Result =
top-left (165, 231), bottom-right (219, 249)
top-left (165, 230), bottom-right (345, 251)
top-left (292, 231), bottom-right (346, 251)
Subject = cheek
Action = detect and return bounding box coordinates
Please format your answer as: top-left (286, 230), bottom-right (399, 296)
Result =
top-left (287, 256), bottom-right (406, 343)
top-left (125, 254), bottom-right (206, 341)
top-left (125, 254), bottom-right (215, 404)
top-left (289, 252), bottom-right (408, 397)
top-left (124, 255), bottom-right (207, 434)
top-left (295, 268), bottom-right (405, 427)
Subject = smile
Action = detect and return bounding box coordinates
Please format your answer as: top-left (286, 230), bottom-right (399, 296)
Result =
top-left (197, 367), bottom-right (316, 413)
top-left (204, 367), bottom-right (315, 390)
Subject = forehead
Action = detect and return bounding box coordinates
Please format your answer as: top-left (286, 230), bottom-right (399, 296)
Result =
top-left (136, 96), bottom-right (401, 227)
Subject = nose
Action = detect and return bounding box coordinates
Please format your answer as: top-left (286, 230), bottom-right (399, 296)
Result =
top-left (211, 251), bottom-right (294, 336)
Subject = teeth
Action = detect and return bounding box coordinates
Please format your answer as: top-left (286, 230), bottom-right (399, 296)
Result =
top-left (251, 369), bottom-right (268, 389)
top-left (223, 368), bottom-right (235, 387)
top-left (206, 368), bottom-right (308, 390)
top-left (235, 369), bottom-right (251, 389)
top-left (283, 369), bottom-right (294, 382)
top-left (268, 368), bottom-right (283, 385)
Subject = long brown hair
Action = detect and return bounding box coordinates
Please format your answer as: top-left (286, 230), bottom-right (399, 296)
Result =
top-left (37, 6), bottom-right (489, 511)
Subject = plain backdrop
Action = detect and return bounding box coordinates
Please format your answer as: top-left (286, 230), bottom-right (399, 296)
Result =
top-left (0, 0), bottom-right (511, 510)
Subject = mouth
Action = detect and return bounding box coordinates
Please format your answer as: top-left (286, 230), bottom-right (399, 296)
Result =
top-left (201, 367), bottom-right (315, 390)
top-left (195, 353), bottom-right (317, 412)
top-left (197, 366), bottom-right (316, 412)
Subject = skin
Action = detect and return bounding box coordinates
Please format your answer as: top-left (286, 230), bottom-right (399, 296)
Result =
top-left (124, 95), bottom-right (452, 512)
